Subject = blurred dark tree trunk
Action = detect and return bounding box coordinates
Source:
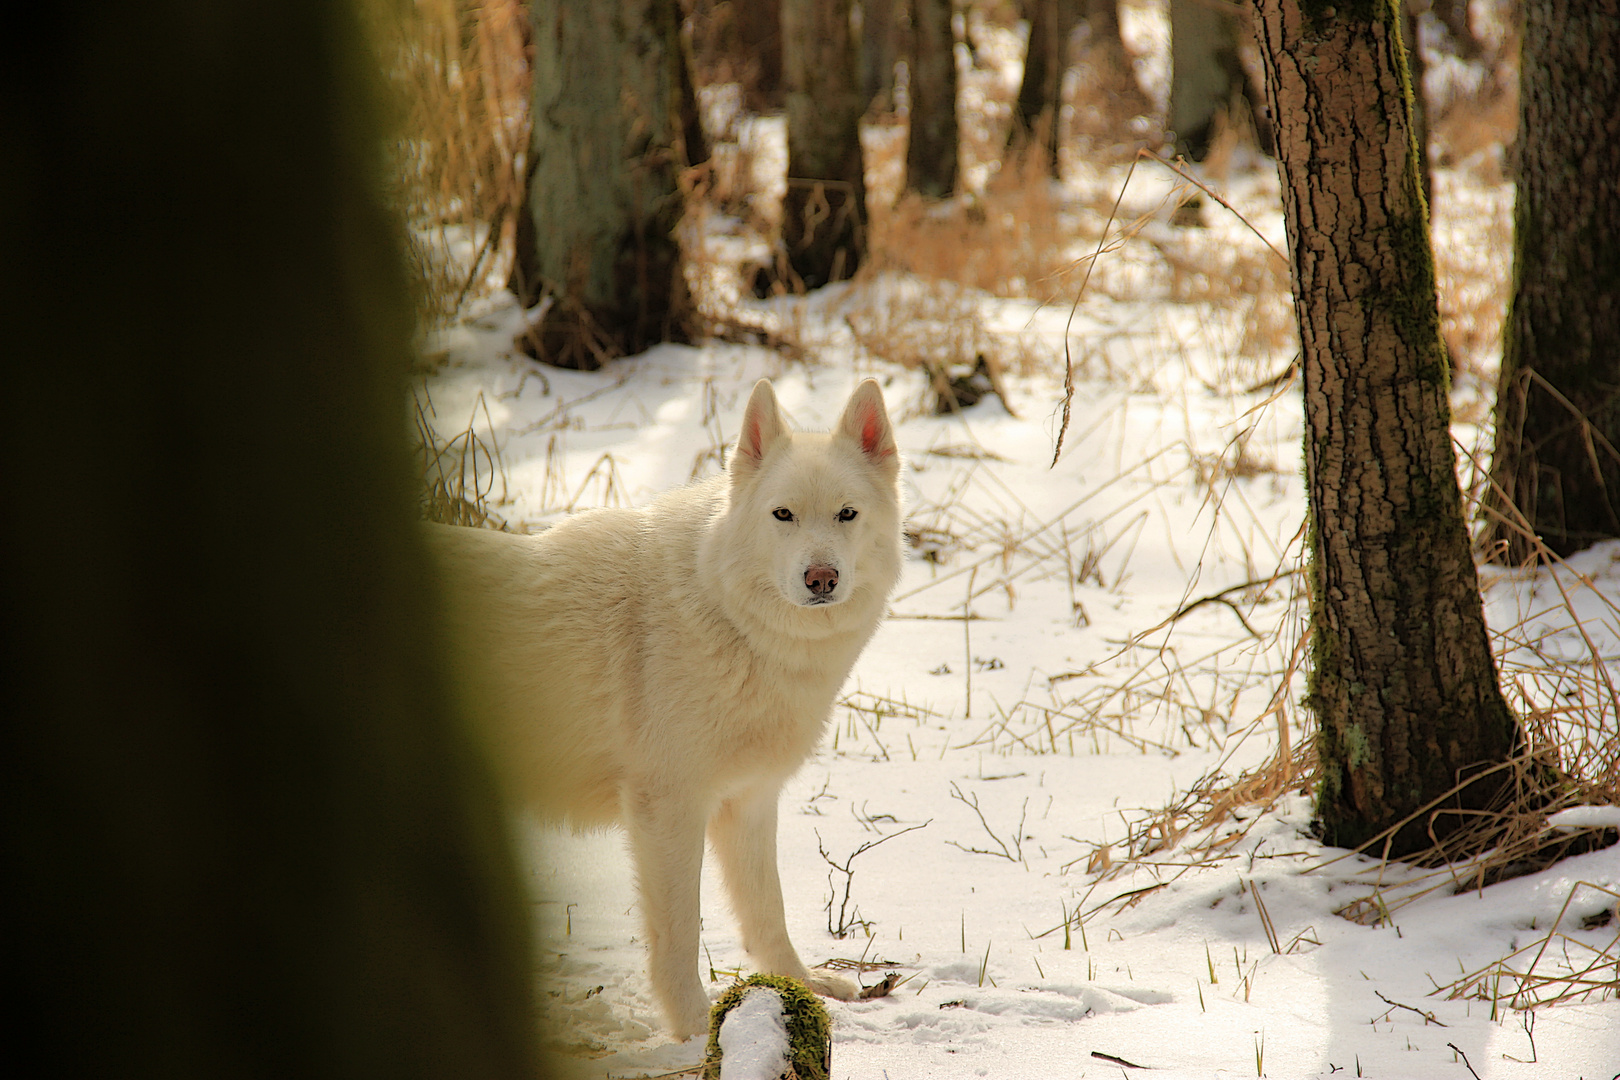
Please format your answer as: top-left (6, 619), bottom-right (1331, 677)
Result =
top-left (782, 0), bottom-right (868, 287)
top-left (688, 0), bottom-right (784, 113)
top-left (862, 0), bottom-right (902, 113)
top-left (1483, 2), bottom-right (1620, 560)
top-left (1169, 0), bottom-right (1270, 161)
top-left (736, 0), bottom-right (784, 109)
top-left (1077, 0), bottom-right (1144, 102)
top-left (3, 2), bottom-right (539, 1076)
top-left (1430, 0), bottom-right (1483, 57)
top-left (508, 9), bottom-right (542, 307)
top-left (524, 0), bottom-right (704, 368)
top-left (906, 0), bottom-right (958, 196)
top-left (1254, 0), bottom-right (1521, 858)
top-left (1008, 0), bottom-right (1079, 175)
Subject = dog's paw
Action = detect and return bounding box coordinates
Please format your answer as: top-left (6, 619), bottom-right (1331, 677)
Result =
top-left (658, 984), bottom-right (714, 1041)
top-left (803, 967), bottom-right (861, 1001)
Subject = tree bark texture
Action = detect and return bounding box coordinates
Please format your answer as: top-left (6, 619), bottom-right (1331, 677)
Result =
top-left (1255, 0), bottom-right (1520, 856)
top-left (1483, 2), bottom-right (1620, 561)
top-left (527, 0), bottom-right (699, 367)
top-left (782, 0), bottom-right (868, 287)
top-left (906, 0), bottom-right (959, 197)
top-left (1008, 0), bottom-right (1079, 175)
top-left (4, 3), bottom-right (538, 1075)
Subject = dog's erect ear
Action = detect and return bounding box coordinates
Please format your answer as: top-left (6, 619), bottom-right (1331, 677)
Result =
top-left (836, 379), bottom-right (898, 470)
top-left (732, 379), bottom-right (788, 478)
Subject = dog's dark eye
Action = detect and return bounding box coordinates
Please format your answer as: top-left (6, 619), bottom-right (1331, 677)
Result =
top-left (773, 507), bottom-right (794, 522)
top-left (837, 507), bottom-right (858, 522)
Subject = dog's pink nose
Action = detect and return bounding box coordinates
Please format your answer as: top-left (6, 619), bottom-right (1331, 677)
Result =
top-left (805, 565), bottom-right (839, 596)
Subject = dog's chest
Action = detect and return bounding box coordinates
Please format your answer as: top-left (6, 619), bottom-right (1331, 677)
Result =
top-left (639, 623), bottom-right (850, 764)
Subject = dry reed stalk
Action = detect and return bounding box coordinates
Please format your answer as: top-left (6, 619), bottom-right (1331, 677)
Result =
top-left (412, 383), bottom-right (512, 529)
top-left (365, 0), bottom-right (530, 326)
top-left (1441, 881), bottom-right (1619, 1010)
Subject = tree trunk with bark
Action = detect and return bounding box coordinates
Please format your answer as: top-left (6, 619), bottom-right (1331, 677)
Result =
top-left (1008, 0), bottom-right (1079, 175)
top-left (524, 0), bottom-right (703, 368)
top-left (1483, 2), bottom-right (1620, 561)
top-left (906, 0), bottom-right (959, 197)
top-left (782, 0), bottom-right (868, 287)
top-left (1254, 0), bottom-right (1520, 857)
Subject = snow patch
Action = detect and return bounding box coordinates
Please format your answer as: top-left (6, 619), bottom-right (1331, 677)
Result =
top-left (717, 988), bottom-right (790, 1080)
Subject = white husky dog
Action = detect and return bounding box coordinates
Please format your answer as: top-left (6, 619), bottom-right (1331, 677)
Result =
top-left (426, 379), bottom-right (904, 1038)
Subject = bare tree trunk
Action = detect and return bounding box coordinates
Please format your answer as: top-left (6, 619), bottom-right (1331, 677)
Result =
top-left (1254, 0), bottom-right (1520, 857)
top-left (782, 0), bottom-right (868, 287)
top-left (1008, 0), bottom-right (1079, 176)
top-left (524, 0), bottom-right (702, 368)
top-left (1483, 1), bottom-right (1620, 561)
top-left (906, 0), bottom-right (959, 197)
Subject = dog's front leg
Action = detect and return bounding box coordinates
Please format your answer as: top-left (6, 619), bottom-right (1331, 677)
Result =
top-left (709, 785), bottom-right (860, 1001)
top-left (624, 786), bottom-right (711, 1039)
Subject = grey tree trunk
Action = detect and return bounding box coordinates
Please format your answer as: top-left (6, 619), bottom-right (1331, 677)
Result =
top-left (1254, 0), bottom-right (1521, 857)
top-left (5, 2), bottom-right (537, 1075)
top-left (1008, 0), bottom-right (1080, 175)
top-left (525, 0), bottom-right (703, 368)
top-left (1483, 2), bottom-right (1620, 561)
top-left (782, 0), bottom-right (869, 287)
top-left (906, 0), bottom-right (959, 197)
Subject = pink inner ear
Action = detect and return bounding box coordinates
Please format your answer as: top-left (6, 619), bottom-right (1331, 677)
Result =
top-left (860, 407), bottom-right (892, 456)
top-left (745, 417), bottom-right (761, 459)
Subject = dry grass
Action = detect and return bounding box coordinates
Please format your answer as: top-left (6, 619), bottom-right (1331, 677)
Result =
top-left (412, 383), bottom-right (512, 529)
top-left (364, 0), bottom-right (529, 327)
top-left (866, 151), bottom-right (1087, 304)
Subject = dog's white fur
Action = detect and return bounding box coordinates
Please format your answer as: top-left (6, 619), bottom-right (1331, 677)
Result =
top-left (425, 379), bottom-right (903, 1038)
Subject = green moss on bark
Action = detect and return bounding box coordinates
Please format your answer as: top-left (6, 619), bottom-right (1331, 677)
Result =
top-left (702, 975), bottom-right (831, 1080)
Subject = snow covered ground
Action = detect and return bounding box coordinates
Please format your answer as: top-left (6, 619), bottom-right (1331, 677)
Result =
top-left (418, 163), bottom-right (1619, 1077)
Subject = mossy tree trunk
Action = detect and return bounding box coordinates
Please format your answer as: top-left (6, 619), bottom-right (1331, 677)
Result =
top-left (782, 0), bottom-right (868, 287)
top-left (906, 0), bottom-right (959, 197)
top-left (525, 0), bottom-right (704, 368)
top-left (1007, 0), bottom-right (1079, 175)
top-left (1483, 2), bottom-right (1620, 561)
top-left (1254, 0), bottom-right (1521, 857)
